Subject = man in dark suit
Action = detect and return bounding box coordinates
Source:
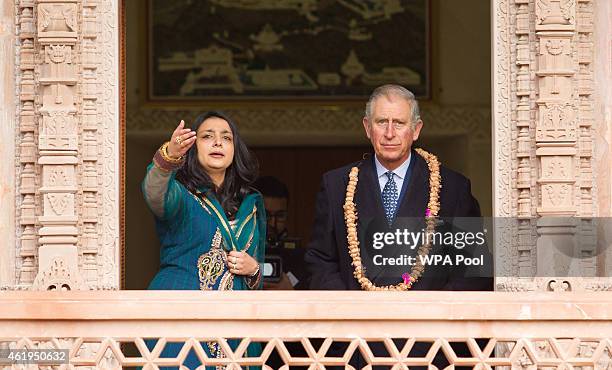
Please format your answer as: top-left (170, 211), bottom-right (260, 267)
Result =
top-left (304, 84), bottom-right (491, 367)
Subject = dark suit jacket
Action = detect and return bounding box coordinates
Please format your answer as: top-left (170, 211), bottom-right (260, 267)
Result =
top-left (304, 151), bottom-right (492, 368)
top-left (305, 150), bottom-right (492, 291)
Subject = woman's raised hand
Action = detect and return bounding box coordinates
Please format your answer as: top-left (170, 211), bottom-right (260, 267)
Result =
top-left (167, 120), bottom-right (197, 158)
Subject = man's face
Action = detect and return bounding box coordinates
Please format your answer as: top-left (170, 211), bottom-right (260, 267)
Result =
top-left (363, 95), bottom-right (423, 170)
top-left (263, 196), bottom-right (288, 240)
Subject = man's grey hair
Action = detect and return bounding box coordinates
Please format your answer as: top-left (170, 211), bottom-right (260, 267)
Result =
top-left (364, 84), bottom-right (421, 128)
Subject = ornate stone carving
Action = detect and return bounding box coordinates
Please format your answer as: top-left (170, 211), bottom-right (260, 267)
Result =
top-left (16, 0), bottom-right (39, 287)
top-left (534, 0), bottom-right (579, 285)
top-left (537, 146), bottom-right (576, 215)
top-left (31, 257), bottom-right (86, 290)
top-left (40, 112), bottom-right (78, 150)
top-left (536, 103), bottom-right (577, 141)
top-left (536, 0), bottom-right (576, 27)
top-left (126, 106), bottom-right (491, 139)
top-left (46, 44), bottom-right (72, 63)
top-left (6, 0), bottom-right (605, 293)
top-left (37, 3), bottom-right (77, 36)
top-left (36, 14), bottom-right (81, 288)
top-left (78, 0), bottom-right (103, 289)
top-left (96, 0), bottom-right (120, 289)
top-left (496, 278), bottom-right (537, 292)
top-left (46, 193), bottom-right (71, 215)
top-left (6, 0), bottom-right (120, 291)
top-left (543, 184), bottom-right (571, 207)
top-left (584, 280), bottom-right (612, 291)
top-left (493, 0), bottom-right (517, 282)
top-left (494, 0), bottom-right (603, 291)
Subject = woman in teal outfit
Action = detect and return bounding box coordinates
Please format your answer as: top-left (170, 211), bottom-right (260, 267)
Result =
top-left (142, 111), bottom-right (266, 369)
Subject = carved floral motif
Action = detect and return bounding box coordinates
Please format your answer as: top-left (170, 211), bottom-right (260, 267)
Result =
top-left (45, 44), bottom-right (72, 64)
top-left (47, 194), bottom-right (70, 216)
top-left (38, 4), bottom-right (76, 33)
top-left (536, 0), bottom-right (575, 25)
top-left (32, 257), bottom-right (85, 291)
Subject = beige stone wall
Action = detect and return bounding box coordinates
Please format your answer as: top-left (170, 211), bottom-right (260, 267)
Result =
top-left (593, 0), bottom-right (611, 277)
top-left (0, 0), bottom-right (16, 287)
top-left (593, 0), bottom-right (611, 218)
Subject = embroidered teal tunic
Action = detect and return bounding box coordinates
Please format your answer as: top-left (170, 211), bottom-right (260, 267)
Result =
top-left (142, 163), bottom-right (266, 369)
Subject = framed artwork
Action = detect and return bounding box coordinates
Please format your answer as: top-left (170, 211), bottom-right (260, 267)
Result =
top-left (147, 0), bottom-right (430, 101)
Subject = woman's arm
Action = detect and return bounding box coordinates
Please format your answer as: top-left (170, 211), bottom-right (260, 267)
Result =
top-left (142, 156), bottom-right (183, 220)
top-left (141, 120), bottom-right (197, 220)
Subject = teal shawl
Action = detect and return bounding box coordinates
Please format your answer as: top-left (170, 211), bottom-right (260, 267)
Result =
top-left (193, 189), bottom-right (266, 291)
top-left (143, 166), bottom-right (266, 368)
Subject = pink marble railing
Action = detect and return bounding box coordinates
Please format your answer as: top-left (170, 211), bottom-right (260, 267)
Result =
top-left (1, 291), bottom-right (611, 368)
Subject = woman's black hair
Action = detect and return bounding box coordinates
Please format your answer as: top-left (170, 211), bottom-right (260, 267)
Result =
top-left (175, 111), bottom-right (258, 218)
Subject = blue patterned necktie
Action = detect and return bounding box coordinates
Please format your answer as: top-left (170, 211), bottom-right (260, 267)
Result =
top-left (382, 171), bottom-right (398, 225)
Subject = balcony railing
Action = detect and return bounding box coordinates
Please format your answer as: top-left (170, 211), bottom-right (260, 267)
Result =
top-left (1, 291), bottom-right (611, 369)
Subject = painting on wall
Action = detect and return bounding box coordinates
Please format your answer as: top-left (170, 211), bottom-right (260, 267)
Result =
top-left (148, 0), bottom-right (430, 101)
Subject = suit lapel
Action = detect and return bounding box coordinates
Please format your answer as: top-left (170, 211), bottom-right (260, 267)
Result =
top-left (394, 151), bottom-right (429, 220)
top-left (354, 155), bottom-right (385, 227)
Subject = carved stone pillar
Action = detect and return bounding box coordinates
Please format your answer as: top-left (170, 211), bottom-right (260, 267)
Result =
top-left (80, 0), bottom-right (100, 286)
top-left (17, 0), bottom-right (38, 287)
top-left (494, 0), bottom-right (609, 292)
top-left (534, 0), bottom-right (580, 285)
top-left (4, 0), bottom-right (121, 291)
top-left (32, 0), bottom-right (85, 290)
top-left (0, 0), bottom-right (17, 288)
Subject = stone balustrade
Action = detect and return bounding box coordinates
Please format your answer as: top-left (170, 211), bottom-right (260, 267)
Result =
top-left (1, 291), bottom-right (611, 368)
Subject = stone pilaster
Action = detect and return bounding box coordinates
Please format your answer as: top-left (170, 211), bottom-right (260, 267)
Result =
top-left (17, 0), bottom-right (38, 286)
top-left (0, 0), bottom-right (17, 288)
top-left (32, 0), bottom-right (85, 290)
top-left (80, 0), bottom-right (99, 286)
top-left (495, 0), bottom-right (607, 292)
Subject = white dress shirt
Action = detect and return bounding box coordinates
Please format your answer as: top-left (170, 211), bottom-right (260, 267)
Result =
top-left (374, 153), bottom-right (412, 195)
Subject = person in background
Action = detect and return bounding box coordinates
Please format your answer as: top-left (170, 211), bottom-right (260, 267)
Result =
top-left (254, 176), bottom-right (309, 290)
top-left (255, 176), bottom-right (290, 246)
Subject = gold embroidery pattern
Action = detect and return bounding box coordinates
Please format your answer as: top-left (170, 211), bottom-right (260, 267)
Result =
top-left (201, 196), bottom-right (237, 250)
top-left (219, 272), bottom-right (234, 291)
top-left (196, 207), bottom-right (258, 369)
top-left (195, 200), bottom-right (259, 369)
top-left (199, 229), bottom-right (232, 368)
top-left (197, 229), bottom-right (225, 291)
top-left (191, 190), bottom-right (258, 252)
top-left (206, 341), bottom-right (226, 370)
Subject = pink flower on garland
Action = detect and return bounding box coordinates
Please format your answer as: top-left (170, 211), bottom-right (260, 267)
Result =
top-left (402, 272), bottom-right (411, 285)
top-left (425, 208), bottom-right (431, 217)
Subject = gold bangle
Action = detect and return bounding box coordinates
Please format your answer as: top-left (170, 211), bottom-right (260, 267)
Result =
top-left (160, 142), bottom-right (183, 163)
top-left (249, 264), bottom-right (260, 278)
top-left (246, 265), bottom-right (261, 289)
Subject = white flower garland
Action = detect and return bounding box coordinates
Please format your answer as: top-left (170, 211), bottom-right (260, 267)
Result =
top-left (343, 148), bottom-right (442, 291)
